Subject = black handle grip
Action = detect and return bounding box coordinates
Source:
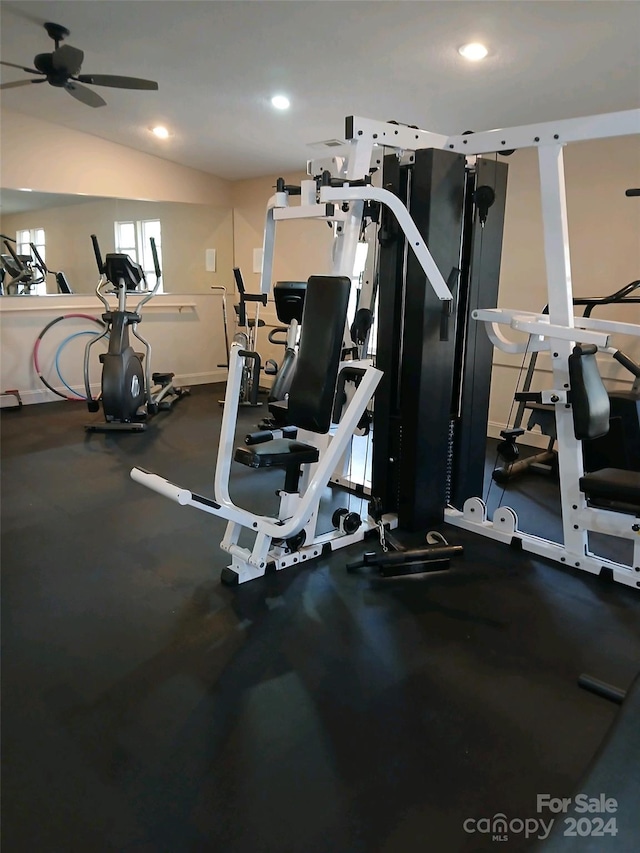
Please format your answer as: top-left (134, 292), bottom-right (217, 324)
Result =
top-left (238, 349), bottom-right (260, 362)
top-left (243, 293), bottom-right (268, 305)
top-left (514, 392), bottom-right (542, 403)
top-left (245, 430), bottom-right (274, 445)
top-left (625, 188), bottom-right (640, 197)
top-left (3, 240), bottom-right (24, 269)
top-left (578, 674), bottom-right (626, 704)
top-left (150, 237), bottom-right (161, 278)
top-left (233, 267), bottom-right (246, 295)
top-left (90, 234), bottom-right (104, 274)
top-left (613, 349), bottom-right (640, 378)
top-left (29, 242), bottom-right (48, 273)
top-left (268, 327), bottom-right (288, 345)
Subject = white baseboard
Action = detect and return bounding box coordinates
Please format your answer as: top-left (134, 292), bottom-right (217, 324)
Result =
top-left (4, 370), bottom-right (228, 406)
top-left (178, 369), bottom-right (227, 387)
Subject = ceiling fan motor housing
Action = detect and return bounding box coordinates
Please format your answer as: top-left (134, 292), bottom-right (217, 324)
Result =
top-left (34, 53), bottom-right (69, 85)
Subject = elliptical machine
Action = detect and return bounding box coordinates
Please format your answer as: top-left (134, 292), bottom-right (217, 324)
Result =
top-left (29, 242), bottom-right (73, 293)
top-left (1, 236), bottom-right (45, 295)
top-left (84, 234), bottom-right (188, 432)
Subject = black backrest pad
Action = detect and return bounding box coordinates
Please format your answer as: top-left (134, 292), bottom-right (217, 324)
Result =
top-left (274, 281), bottom-right (306, 324)
top-left (569, 344), bottom-right (610, 440)
top-left (287, 275), bottom-right (351, 433)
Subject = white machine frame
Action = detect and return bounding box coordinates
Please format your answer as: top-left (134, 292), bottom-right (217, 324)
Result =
top-left (335, 109), bottom-right (639, 589)
top-left (133, 106), bottom-right (639, 587)
top-left (305, 108), bottom-right (640, 588)
top-left (132, 157), bottom-right (455, 583)
top-left (133, 345), bottom-right (387, 584)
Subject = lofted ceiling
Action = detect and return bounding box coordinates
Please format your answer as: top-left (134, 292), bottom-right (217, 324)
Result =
top-left (1, 0), bottom-right (639, 182)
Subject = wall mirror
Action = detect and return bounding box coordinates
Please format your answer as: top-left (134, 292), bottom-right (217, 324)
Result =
top-left (0, 188), bottom-right (233, 295)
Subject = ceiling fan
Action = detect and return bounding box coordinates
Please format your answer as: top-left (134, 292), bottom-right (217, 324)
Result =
top-left (0, 22), bottom-right (158, 108)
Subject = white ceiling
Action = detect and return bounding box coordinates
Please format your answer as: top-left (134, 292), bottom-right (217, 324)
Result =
top-left (1, 0), bottom-right (639, 181)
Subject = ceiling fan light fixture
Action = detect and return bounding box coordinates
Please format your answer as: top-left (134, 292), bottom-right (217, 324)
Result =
top-left (458, 42), bottom-right (489, 61)
top-left (271, 94), bottom-right (290, 110)
top-left (151, 125), bottom-right (170, 139)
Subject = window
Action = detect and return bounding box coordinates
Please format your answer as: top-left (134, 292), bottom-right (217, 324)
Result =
top-left (15, 228), bottom-right (46, 294)
top-left (114, 219), bottom-right (162, 290)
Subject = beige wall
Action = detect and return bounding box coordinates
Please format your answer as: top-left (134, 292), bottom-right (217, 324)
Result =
top-left (231, 171), bottom-right (334, 287)
top-left (231, 171), bottom-right (334, 370)
top-left (1, 110), bottom-right (231, 205)
top-left (499, 135), bottom-right (639, 309)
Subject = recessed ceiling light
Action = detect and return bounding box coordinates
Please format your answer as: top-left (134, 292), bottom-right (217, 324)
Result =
top-left (458, 43), bottom-right (489, 61)
top-left (151, 126), bottom-right (170, 139)
top-left (271, 94), bottom-right (290, 110)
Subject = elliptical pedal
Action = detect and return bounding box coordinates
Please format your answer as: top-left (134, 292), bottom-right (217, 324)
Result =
top-left (152, 372), bottom-right (174, 385)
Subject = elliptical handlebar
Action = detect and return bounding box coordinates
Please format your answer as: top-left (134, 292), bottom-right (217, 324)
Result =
top-left (29, 242), bottom-right (48, 274)
top-left (91, 235), bottom-right (112, 313)
top-left (3, 239), bottom-right (25, 271)
top-left (91, 234), bottom-right (105, 275)
top-left (573, 279), bottom-right (640, 317)
top-left (611, 349), bottom-right (640, 379)
top-left (150, 237), bottom-right (161, 279)
top-left (136, 237), bottom-right (163, 313)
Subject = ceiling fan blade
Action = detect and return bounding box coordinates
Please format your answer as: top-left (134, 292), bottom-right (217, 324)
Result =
top-left (0, 79), bottom-right (46, 89)
top-left (0, 60), bottom-right (43, 75)
top-left (64, 81), bottom-right (106, 108)
top-left (75, 74), bottom-right (158, 91)
top-left (52, 44), bottom-right (84, 75)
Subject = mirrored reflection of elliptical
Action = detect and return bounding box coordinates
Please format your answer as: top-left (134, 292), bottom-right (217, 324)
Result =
top-left (0, 235), bottom-right (45, 295)
top-left (84, 234), bottom-right (189, 432)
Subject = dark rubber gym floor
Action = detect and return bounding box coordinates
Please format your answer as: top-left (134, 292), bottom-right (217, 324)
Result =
top-left (2, 385), bottom-right (639, 853)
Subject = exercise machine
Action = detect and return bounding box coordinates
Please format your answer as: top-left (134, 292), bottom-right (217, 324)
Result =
top-left (222, 267), bottom-right (268, 407)
top-left (132, 107), bottom-right (639, 589)
top-left (493, 279), bottom-right (640, 483)
top-left (133, 275), bottom-right (387, 583)
top-left (0, 236), bottom-right (44, 295)
top-left (131, 146), bottom-right (458, 583)
top-left (29, 242), bottom-right (73, 294)
top-left (84, 234), bottom-right (188, 432)
top-left (442, 108), bottom-right (640, 588)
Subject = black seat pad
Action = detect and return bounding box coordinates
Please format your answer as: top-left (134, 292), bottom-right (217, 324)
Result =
top-left (234, 438), bottom-right (319, 469)
top-left (579, 468), bottom-right (640, 504)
